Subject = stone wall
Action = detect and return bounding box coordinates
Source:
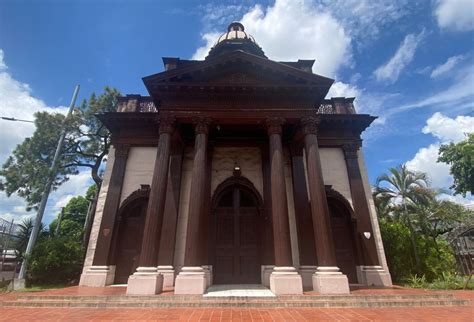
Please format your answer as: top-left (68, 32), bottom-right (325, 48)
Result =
top-left (319, 148), bottom-right (352, 206)
top-left (120, 147), bottom-right (156, 203)
top-left (82, 146), bottom-right (116, 271)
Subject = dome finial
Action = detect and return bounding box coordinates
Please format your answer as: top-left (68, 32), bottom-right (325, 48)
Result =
top-left (228, 21), bottom-right (245, 32)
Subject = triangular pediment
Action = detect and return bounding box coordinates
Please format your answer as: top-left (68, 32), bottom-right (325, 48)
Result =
top-left (143, 50), bottom-right (334, 94)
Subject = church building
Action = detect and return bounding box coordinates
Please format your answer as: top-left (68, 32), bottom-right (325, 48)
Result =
top-left (80, 22), bottom-right (392, 295)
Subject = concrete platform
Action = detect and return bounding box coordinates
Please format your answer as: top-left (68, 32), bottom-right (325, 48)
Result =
top-left (0, 285), bottom-right (470, 309)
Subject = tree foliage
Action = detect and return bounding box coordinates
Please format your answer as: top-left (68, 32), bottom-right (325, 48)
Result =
top-left (0, 87), bottom-right (120, 210)
top-left (374, 164), bottom-right (473, 282)
top-left (438, 133), bottom-right (474, 196)
top-left (28, 235), bottom-right (84, 285)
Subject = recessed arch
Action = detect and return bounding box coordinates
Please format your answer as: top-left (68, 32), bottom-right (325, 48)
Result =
top-left (326, 186), bottom-right (359, 283)
top-left (111, 186), bottom-right (150, 284)
top-left (210, 171), bottom-right (264, 284)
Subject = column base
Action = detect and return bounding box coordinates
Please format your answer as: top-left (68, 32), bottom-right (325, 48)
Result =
top-left (126, 267), bottom-right (163, 295)
top-left (312, 266), bottom-right (350, 294)
top-left (357, 265), bottom-right (392, 287)
top-left (157, 265), bottom-right (175, 290)
top-left (79, 265), bottom-right (116, 287)
top-left (202, 265), bottom-right (213, 287)
top-left (261, 265), bottom-right (275, 287)
top-left (174, 267), bottom-right (207, 295)
top-left (299, 265), bottom-right (317, 290)
top-left (269, 266), bottom-right (303, 295)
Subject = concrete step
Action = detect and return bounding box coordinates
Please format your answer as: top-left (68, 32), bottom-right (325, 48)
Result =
top-left (2, 297), bottom-right (469, 308)
top-left (15, 293), bottom-right (457, 302)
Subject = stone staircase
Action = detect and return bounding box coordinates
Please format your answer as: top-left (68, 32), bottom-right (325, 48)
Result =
top-left (1, 293), bottom-right (469, 308)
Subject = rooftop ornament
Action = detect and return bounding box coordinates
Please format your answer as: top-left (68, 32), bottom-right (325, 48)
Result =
top-left (206, 22), bottom-right (267, 59)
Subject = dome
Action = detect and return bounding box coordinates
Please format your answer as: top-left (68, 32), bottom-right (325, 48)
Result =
top-left (206, 22), bottom-right (266, 59)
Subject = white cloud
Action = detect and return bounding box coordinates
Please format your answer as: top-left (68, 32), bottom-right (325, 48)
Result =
top-left (406, 143), bottom-right (452, 188)
top-left (373, 31), bottom-right (425, 83)
top-left (430, 55), bottom-right (464, 78)
top-left (422, 112), bottom-right (474, 143)
top-left (193, 0), bottom-right (352, 77)
top-left (0, 49), bottom-right (90, 225)
top-left (326, 81), bottom-right (360, 98)
top-left (0, 49), bottom-right (68, 164)
top-left (388, 64), bottom-right (474, 117)
top-left (437, 192), bottom-right (474, 208)
top-left (406, 113), bottom-right (474, 193)
top-left (435, 0), bottom-right (474, 31)
top-left (320, 0), bottom-right (412, 42)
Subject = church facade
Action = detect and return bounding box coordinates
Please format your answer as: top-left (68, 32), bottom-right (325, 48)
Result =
top-left (80, 22), bottom-right (392, 295)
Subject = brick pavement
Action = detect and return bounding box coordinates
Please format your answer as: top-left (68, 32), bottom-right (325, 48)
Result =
top-left (0, 287), bottom-right (472, 321)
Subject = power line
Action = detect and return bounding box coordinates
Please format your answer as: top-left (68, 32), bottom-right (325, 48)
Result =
top-left (1, 116), bottom-right (34, 123)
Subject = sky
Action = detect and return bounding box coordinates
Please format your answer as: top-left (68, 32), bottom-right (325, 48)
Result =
top-left (0, 0), bottom-right (473, 225)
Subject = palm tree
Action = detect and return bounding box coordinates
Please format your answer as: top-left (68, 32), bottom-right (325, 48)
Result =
top-left (15, 218), bottom-right (44, 260)
top-left (375, 165), bottom-right (431, 270)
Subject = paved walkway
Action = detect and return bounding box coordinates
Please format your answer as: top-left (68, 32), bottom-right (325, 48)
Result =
top-left (0, 287), bottom-right (472, 321)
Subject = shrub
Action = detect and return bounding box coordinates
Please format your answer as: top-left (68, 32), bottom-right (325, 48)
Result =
top-left (380, 218), bottom-right (456, 282)
top-left (27, 235), bottom-right (84, 285)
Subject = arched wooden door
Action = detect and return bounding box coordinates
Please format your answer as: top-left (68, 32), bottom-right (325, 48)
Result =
top-left (328, 198), bottom-right (358, 283)
top-left (113, 198), bottom-right (147, 284)
top-left (211, 184), bottom-right (262, 284)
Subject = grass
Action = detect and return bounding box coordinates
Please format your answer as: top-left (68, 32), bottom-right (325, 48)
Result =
top-left (15, 283), bottom-right (70, 293)
top-left (403, 273), bottom-right (474, 290)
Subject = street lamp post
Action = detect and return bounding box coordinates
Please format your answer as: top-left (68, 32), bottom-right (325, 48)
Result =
top-left (14, 85), bottom-right (80, 288)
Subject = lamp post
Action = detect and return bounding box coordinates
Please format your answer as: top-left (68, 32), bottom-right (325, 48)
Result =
top-left (14, 85), bottom-right (80, 288)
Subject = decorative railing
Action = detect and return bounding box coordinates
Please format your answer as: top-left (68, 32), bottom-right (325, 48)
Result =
top-left (317, 99), bottom-right (356, 114)
top-left (117, 95), bottom-right (157, 113)
top-left (116, 96), bottom-right (356, 114)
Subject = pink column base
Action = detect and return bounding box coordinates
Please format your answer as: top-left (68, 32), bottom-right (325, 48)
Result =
top-left (312, 266), bottom-right (350, 294)
top-left (269, 267), bottom-right (303, 295)
top-left (126, 267), bottom-right (163, 295)
top-left (174, 267), bottom-right (207, 295)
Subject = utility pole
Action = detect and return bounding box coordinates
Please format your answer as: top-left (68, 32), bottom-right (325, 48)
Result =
top-left (54, 208), bottom-right (65, 236)
top-left (15, 85), bottom-right (80, 288)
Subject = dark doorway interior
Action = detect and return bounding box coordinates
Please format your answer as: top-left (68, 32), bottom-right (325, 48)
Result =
top-left (113, 199), bottom-right (147, 284)
top-left (328, 198), bottom-right (358, 283)
top-left (212, 185), bottom-right (262, 284)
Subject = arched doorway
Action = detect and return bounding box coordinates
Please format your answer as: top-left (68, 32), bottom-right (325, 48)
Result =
top-left (327, 191), bottom-right (358, 283)
top-left (211, 175), bottom-right (263, 284)
top-left (112, 189), bottom-right (148, 284)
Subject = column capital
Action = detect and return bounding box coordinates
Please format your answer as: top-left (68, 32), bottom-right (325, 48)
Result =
top-left (342, 143), bottom-right (360, 159)
top-left (265, 117), bottom-right (286, 135)
top-left (114, 144), bottom-right (130, 158)
top-left (301, 116), bottom-right (320, 135)
top-left (158, 117), bottom-right (176, 134)
top-left (193, 117), bottom-right (212, 135)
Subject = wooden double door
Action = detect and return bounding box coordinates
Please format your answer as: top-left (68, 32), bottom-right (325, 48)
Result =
top-left (328, 200), bottom-right (358, 283)
top-left (211, 186), bottom-right (262, 284)
top-left (113, 201), bottom-right (147, 284)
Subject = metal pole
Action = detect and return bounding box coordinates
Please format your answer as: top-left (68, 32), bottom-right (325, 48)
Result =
top-left (54, 208), bottom-right (65, 236)
top-left (17, 85), bottom-right (80, 281)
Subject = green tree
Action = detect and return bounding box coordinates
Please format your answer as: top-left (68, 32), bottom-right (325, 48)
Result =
top-left (438, 133), bottom-right (474, 196)
top-left (49, 195), bottom-right (90, 238)
top-left (0, 87), bottom-right (120, 210)
top-left (375, 165), bottom-right (432, 271)
top-left (28, 235), bottom-right (84, 285)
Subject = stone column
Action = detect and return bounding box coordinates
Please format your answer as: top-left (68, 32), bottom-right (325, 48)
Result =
top-left (174, 117), bottom-right (211, 295)
top-left (157, 142), bottom-right (184, 289)
top-left (301, 117), bottom-right (349, 294)
top-left (290, 145), bottom-right (317, 289)
top-left (343, 143), bottom-right (391, 286)
top-left (126, 118), bottom-right (175, 295)
top-left (266, 117), bottom-right (303, 295)
top-left (81, 144), bottom-right (129, 287)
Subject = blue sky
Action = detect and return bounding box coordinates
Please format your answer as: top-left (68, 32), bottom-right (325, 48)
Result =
top-left (0, 0), bottom-right (473, 224)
